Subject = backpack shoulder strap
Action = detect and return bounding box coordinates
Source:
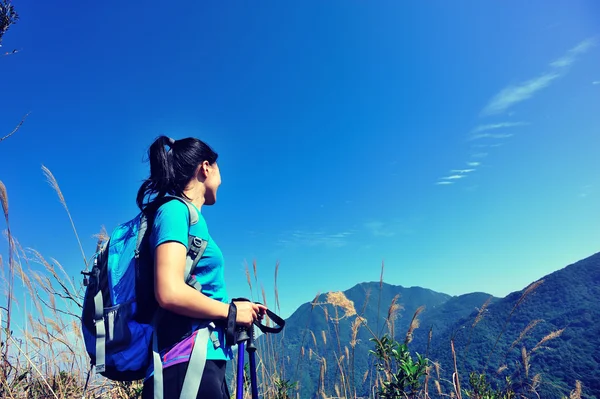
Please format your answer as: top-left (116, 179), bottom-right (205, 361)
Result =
top-left (159, 196), bottom-right (206, 290)
top-left (167, 196), bottom-right (199, 226)
top-left (184, 236), bottom-right (207, 291)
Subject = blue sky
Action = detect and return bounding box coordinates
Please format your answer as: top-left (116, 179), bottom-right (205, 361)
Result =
top-left (1, 1), bottom-right (599, 322)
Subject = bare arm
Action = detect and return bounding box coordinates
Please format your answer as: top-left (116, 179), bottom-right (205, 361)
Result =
top-left (154, 241), bottom-right (230, 319)
top-left (153, 241), bottom-right (266, 326)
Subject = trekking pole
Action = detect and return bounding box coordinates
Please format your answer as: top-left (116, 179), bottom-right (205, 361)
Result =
top-left (246, 325), bottom-right (259, 399)
top-left (230, 298), bottom-right (286, 399)
top-left (236, 325), bottom-right (259, 399)
top-left (236, 327), bottom-right (248, 399)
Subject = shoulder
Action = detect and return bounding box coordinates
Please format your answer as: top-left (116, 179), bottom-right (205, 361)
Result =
top-left (154, 197), bottom-right (190, 221)
top-left (149, 198), bottom-right (195, 248)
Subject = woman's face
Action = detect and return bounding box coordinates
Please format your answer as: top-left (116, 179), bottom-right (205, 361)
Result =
top-left (203, 161), bottom-right (221, 205)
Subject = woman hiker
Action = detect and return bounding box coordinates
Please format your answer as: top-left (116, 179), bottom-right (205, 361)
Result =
top-left (137, 135), bottom-right (266, 398)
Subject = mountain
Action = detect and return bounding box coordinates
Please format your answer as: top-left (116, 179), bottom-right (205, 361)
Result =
top-left (257, 251), bottom-right (600, 399)
top-left (427, 251), bottom-right (600, 399)
top-left (262, 282), bottom-right (498, 398)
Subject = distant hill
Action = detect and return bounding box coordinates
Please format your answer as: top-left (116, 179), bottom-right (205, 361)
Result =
top-left (258, 252), bottom-right (600, 399)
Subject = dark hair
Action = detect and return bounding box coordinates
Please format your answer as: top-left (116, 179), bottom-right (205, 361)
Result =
top-left (136, 136), bottom-right (219, 212)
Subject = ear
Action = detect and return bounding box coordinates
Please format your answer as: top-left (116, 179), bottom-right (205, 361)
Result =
top-left (195, 161), bottom-right (211, 181)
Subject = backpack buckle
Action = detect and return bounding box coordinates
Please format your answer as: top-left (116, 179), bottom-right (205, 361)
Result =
top-left (81, 271), bottom-right (92, 286)
top-left (188, 237), bottom-right (204, 258)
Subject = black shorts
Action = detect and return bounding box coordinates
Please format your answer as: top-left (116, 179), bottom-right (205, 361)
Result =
top-left (142, 360), bottom-right (230, 399)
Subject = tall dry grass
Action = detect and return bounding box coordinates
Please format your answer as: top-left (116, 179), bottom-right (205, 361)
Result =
top-left (0, 168), bottom-right (141, 398)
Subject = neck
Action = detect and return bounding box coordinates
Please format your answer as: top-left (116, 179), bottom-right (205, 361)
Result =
top-left (183, 185), bottom-right (205, 211)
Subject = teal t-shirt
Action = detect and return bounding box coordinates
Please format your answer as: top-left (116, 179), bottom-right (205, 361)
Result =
top-left (146, 198), bottom-right (233, 375)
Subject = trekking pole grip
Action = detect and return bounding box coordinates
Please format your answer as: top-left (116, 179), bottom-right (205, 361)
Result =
top-left (246, 325), bottom-right (256, 352)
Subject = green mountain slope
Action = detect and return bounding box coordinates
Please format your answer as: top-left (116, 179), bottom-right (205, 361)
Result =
top-left (256, 251), bottom-right (600, 399)
top-left (427, 251), bottom-right (600, 399)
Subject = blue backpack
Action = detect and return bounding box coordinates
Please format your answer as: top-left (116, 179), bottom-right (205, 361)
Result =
top-left (80, 196), bottom-right (215, 396)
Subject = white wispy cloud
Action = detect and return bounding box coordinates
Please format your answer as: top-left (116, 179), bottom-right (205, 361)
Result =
top-left (470, 133), bottom-right (514, 140)
top-left (472, 143), bottom-right (503, 149)
top-left (550, 37), bottom-right (596, 67)
top-left (364, 219), bottom-right (412, 237)
top-left (436, 166), bottom-right (480, 186)
top-left (481, 37), bottom-right (596, 116)
top-left (481, 72), bottom-right (561, 116)
top-left (278, 229), bottom-right (355, 248)
top-left (438, 37), bottom-right (595, 189)
top-left (471, 122), bottom-right (529, 134)
top-left (593, 81), bottom-right (600, 85)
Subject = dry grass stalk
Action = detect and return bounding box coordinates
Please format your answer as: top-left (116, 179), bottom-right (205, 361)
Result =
top-left (350, 316), bottom-right (363, 348)
top-left (433, 361), bottom-right (441, 379)
top-left (92, 225), bottom-right (109, 250)
top-left (497, 364), bottom-right (508, 374)
top-left (13, 259), bottom-right (33, 294)
top-left (244, 261), bottom-right (252, 293)
top-left (326, 291), bottom-right (356, 320)
top-left (384, 293), bottom-right (402, 337)
top-left (345, 346), bottom-right (350, 366)
top-left (377, 260), bottom-right (384, 333)
top-left (0, 180), bottom-right (17, 374)
top-left (464, 296), bottom-right (493, 368)
top-left (521, 346), bottom-right (530, 378)
top-left (8, 335), bottom-right (59, 399)
top-left (50, 258), bottom-right (78, 296)
top-left (511, 319), bottom-right (543, 350)
top-left (41, 165), bottom-right (88, 269)
top-left (318, 358), bottom-right (327, 396)
top-left (569, 380), bottom-right (582, 399)
top-left (451, 339), bottom-right (462, 399)
top-left (310, 330), bottom-right (317, 347)
top-left (473, 296), bottom-right (492, 328)
top-left (531, 373), bottom-right (541, 392)
top-left (334, 351), bottom-right (348, 399)
top-left (405, 305), bottom-right (425, 345)
top-left (0, 181), bottom-right (9, 221)
top-left (253, 258), bottom-right (258, 283)
top-left (379, 260), bottom-right (384, 289)
top-left (424, 364), bottom-right (431, 398)
top-left (517, 280), bottom-right (544, 309)
top-left (485, 280), bottom-right (545, 369)
top-left (46, 317), bottom-right (61, 334)
top-left (321, 330), bottom-right (327, 346)
top-left (311, 292), bottom-right (321, 309)
top-left (274, 260), bottom-right (280, 313)
top-left (532, 328), bottom-right (565, 353)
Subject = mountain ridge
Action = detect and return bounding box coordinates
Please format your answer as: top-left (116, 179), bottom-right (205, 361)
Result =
top-left (258, 251), bottom-right (600, 399)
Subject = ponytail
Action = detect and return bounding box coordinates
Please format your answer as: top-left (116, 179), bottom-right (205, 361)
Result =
top-left (136, 136), bottom-right (176, 212)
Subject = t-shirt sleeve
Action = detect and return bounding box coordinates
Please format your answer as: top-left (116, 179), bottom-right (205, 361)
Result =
top-left (149, 199), bottom-right (190, 251)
